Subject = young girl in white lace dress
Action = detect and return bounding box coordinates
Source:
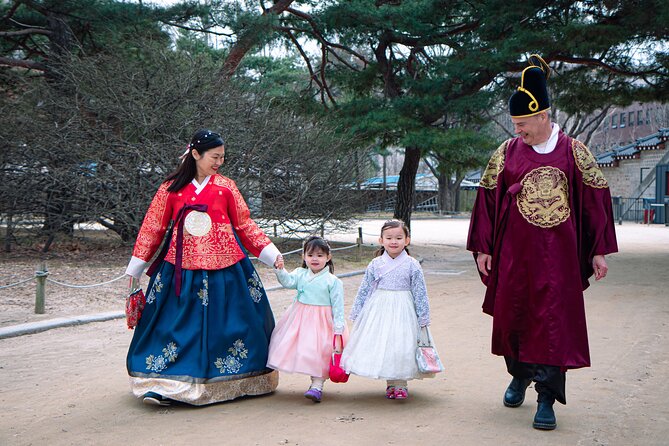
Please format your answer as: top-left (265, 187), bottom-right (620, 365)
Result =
top-left (340, 219), bottom-right (433, 400)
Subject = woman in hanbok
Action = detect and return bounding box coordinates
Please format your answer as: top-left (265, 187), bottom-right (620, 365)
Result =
top-left (124, 129), bottom-right (282, 406)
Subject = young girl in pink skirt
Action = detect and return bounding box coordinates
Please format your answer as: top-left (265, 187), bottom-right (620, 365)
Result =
top-left (267, 236), bottom-right (348, 402)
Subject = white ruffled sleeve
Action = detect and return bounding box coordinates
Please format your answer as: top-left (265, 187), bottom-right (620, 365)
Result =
top-left (410, 260), bottom-right (431, 327)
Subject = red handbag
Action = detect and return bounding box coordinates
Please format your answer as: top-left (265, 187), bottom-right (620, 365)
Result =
top-left (125, 286), bottom-right (146, 330)
top-left (329, 334), bottom-right (349, 383)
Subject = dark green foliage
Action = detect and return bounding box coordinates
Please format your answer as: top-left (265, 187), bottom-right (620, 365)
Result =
top-left (1, 0), bottom-right (668, 235)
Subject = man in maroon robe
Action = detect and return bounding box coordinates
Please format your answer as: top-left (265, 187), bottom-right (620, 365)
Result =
top-left (467, 54), bottom-right (618, 430)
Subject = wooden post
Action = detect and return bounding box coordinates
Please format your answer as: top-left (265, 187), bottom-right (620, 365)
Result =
top-left (35, 261), bottom-right (47, 314)
top-left (273, 223), bottom-right (277, 237)
top-left (356, 226), bottom-right (363, 262)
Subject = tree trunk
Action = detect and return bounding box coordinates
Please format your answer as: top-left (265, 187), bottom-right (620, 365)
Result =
top-left (394, 146), bottom-right (420, 228)
top-left (45, 12), bottom-right (74, 84)
top-left (220, 0), bottom-right (295, 79)
top-left (445, 182), bottom-right (458, 212)
top-left (4, 212), bottom-right (13, 253)
top-left (437, 173), bottom-right (448, 213)
top-left (454, 185), bottom-right (461, 211)
top-left (445, 174), bottom-right (467, 212)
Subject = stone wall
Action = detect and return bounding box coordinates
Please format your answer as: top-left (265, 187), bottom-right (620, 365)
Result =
top-left (601, 147), bottom-right (666, 198)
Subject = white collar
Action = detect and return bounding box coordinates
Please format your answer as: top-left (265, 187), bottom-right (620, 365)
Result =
top-left (191, 175), bottom-right (211, 195)
top-left (532, 123), bottom-right (560, 154)
top-left (382, 249), bottom-right (408, 264)
top-left (306, 267), bottom-right (329, 281)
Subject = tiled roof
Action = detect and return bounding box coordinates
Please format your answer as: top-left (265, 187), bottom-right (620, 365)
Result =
top-left (596, 128), bottom-right (667, 166)
top-left (615, 142), bottom-right (638, 159)
top-left (636, 134), bottom-right (662, 150)
top-left (596, 151), bottom-right (616, 166)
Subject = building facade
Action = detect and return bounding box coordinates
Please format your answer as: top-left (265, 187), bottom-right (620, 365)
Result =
top-left (589, 102), bottom-right (669, 154)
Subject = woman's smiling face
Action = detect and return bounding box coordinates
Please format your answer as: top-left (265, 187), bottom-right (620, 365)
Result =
top-left (193, 145), bottom-right (225, 180)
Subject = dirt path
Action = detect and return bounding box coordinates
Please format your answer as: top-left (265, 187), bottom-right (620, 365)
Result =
top-left (1, 221), bottom-right (668, 446)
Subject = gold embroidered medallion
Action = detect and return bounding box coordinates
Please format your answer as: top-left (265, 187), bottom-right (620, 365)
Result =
top-left (517, 167), bottom-right (570, 228)
top-left (184, 211), bottom-right (212, 237)
top-left (572, 140), bottom-right (608, 188)
top-left (479, 140), bottom-right (509, 189)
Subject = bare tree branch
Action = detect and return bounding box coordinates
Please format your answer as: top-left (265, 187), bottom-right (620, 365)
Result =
top-left (160, 21), bottom-right (234, 37)
top-left (286, 7), bottom-right (370, 66)
top-left (283, 29), bottom-right (330, 108)
top-left (221, 0), bottom-right (295, 79)
top-left (0, 55), bottom-right (46, 70)
top-left (320, 39), bottom-right (337, 106)
top-left (0, 28), bottom-right (52, 37)
top-left (484, 109), bottom-right (514, 138)
top-left (1, 1), bottom-right (23, 23)
top-left (547, 54), bottom-right (662, 77)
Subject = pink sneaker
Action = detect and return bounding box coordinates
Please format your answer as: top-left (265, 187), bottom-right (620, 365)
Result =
top-left (385, 386), bottom-right (396, 399)
top-left (394, 387), bottom-right (408, 400)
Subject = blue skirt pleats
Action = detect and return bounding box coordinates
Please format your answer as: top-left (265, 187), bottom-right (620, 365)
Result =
top-left (127, 257), bottom-right (278, 405)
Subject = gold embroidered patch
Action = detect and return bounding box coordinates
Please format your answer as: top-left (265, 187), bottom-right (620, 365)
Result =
top-left (572, 140), bottom-right (608, 188)
top-left (479, 140), bottom-right (509, 189)
top-left (517, 167), bottom-right (570, 228)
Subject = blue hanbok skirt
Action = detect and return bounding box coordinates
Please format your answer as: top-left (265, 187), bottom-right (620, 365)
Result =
top-left (127, 257), bottom-right (278, 405)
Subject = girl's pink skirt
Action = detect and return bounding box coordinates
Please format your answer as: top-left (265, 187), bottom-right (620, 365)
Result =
top-left (267, 301), bottom-right (348, 379)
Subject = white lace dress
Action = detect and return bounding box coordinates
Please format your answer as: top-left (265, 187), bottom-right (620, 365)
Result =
top-left (340, 251), bottom-right (432, 380)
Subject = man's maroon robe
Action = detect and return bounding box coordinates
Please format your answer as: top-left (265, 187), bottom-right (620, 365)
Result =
top-left (467, 132), bottom-right (618, 369)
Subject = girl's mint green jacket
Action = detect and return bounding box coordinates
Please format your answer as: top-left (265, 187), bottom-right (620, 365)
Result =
top-left (274, 267), bottom-right (345, 334)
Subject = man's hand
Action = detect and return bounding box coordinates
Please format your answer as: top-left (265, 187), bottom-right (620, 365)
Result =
top-left (476, 253), bottom-right (492, 277)
top-left (593, 255), bottom-right (608, 280)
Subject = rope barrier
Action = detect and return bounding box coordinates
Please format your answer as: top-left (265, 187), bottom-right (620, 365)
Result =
top-left (248, 243), bottom-right (358, 260)
top-left (1, 273), bottom-right (128, 290)
top-left (330, 244), bottom-right (358, 252)
top-left (0, 277), bottom-right (34, 290)
top-left (45, 273), bottom-right (127, 288)
top-left (0, 245), bottom-right (361, 290)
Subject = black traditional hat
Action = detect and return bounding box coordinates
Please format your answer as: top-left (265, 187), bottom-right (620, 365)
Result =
top-left (508, 54), bottom-right (551, 118)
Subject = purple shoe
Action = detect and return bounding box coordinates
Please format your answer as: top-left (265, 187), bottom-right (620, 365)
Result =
top-left (304, 388), bottom-right (322, 403)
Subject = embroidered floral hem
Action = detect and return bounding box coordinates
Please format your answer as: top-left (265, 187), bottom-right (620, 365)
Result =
top-left (130, 370), bottom-right (279, 405)
top-left (126, 257), bottom-right (277, 405)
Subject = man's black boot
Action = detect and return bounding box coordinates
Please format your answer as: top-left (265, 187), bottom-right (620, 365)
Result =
top-left (503, 377), bottom-right (531, 407)
top-left (533, 391), bottom-right (557, 430)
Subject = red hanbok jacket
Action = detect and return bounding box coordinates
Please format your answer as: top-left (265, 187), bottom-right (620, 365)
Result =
top-left (467, 132), bottom-right (618, 369)
top-left (126, 174), bottom-right (278, 279)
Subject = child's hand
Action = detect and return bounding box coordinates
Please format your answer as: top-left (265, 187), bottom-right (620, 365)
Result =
top-left (274, 254), bottom-right (284, 269)
top-left (419, 325), bottom-right (429, 345)
top-left (333, 334), bottom-right (343, 354)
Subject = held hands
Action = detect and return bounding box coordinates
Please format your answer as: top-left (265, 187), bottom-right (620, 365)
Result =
top-left (333, 334), bottom-right (343, 354)
top-left (592, 255), bottom-right (608, 280)
top-left (274, 254), bottom-right (284, 270)
top-left (476, 253), bottom-right (492, 276)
